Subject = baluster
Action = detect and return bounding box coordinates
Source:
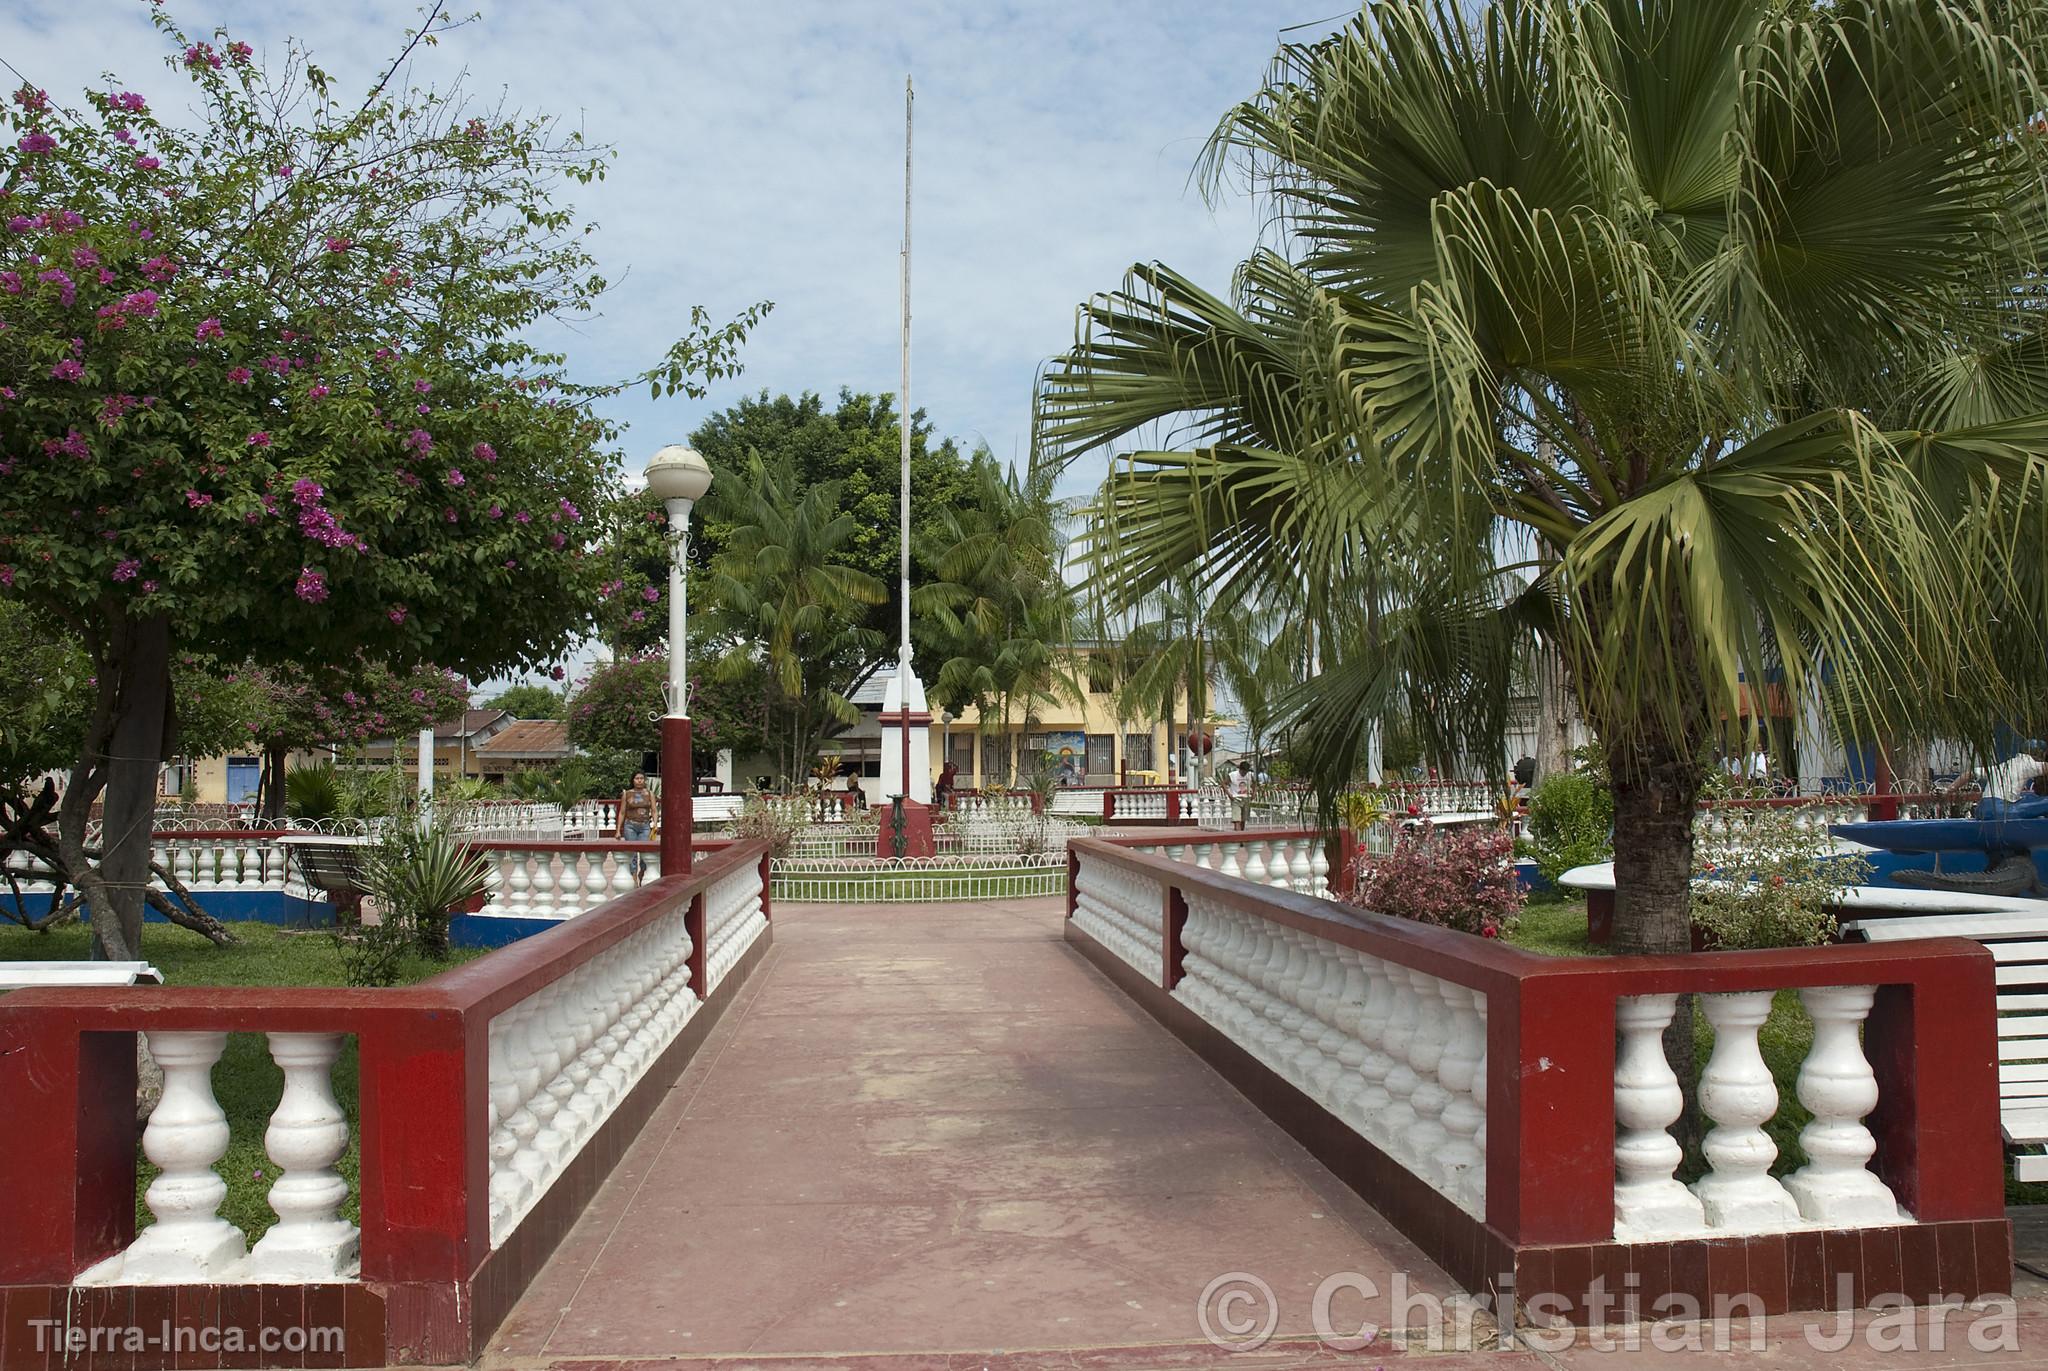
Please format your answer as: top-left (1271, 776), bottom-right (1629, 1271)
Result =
top-left (1692, 990), bottom-right (1801, 1228)
top-left (1468, 995), bottom-right (1488, 1213)
top-left (1376, 972), bottom-right (1421, 1156)
top-left (1783, 984), bottom-right (1902, 1225)
top-left (1309, 838), bottom-right (1331, 898)
top-left (1401, 968), bottom-right (1452, 1169)
top-left (123, 1031), bottom-right (246, 1280)
top-left (486, 1019), bottom-right (534, 1237)
top-left (504, 852), bottom-right (532, 917)
top-left (529, 851), bottom-right (558, 919)
top-left (1613, 994), bottom-right (1707, 1235)
top-left (556, 849), bottom-right (584, 915)
top-left (1435, 983), bottom-right (1485, 1205)
top-left (247, 1032), bottom-right (359, 1279)
top-left (1219, 842), bottom-right (1244, 880)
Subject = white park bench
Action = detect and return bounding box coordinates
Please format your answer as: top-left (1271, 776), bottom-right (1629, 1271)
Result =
top-left (0, 960), bottom-right (162, 991)
top-left (1843, 900), bottom-right (2048, 1181)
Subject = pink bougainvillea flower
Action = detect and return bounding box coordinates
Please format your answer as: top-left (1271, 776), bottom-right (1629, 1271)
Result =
top-left (112, 557), bottom-right (140, 582)
top-left (226, 366), bottom-right (252, 385)
top-left (186, 489), bottom-right (212, 507)
top-left (487, 503), bottom-right (503, 519)
top-left (472, 441), bottom-right (497, 463)
top-left (141, 255), bottom-right (177, 282)
top-left (13, 87), bottom-right (49, 111)
top-left (72, 246), bottom-right (100, 270)
top-left (48, 358), bottom-right (83, 382)
top-left (16, 132), bottom-right (56, 156)
top-left (308, 382), bottom-right (330, 399)
top-left (294, 568), bottom-right (328, 602)
top-left (325, 235), bottom-right (352, 253)
top-left (445, 468), bottom-right (464, 487)
top-left (404, 428), bottom-right (432, 454)
top-left (641, 584), bottom-right (660, 602)
top-left (111, 92), bottom-right (146, 113)
top-left (247, 431), bottom-right (270, 447)
top-left (183, 43), bottom-right (221, 70)
top-left (388, 605), bottom-right (408, 623)
top-left (413, 379), bottom-right (432, 393)
top-left (133, 155), bottom-right (160, 171)
top-left (514, 510), bottom-right (531, 524)
top-left (195, 318), bottom-right (224, 341)
top-left (227, 41), bottom-right (253, 64)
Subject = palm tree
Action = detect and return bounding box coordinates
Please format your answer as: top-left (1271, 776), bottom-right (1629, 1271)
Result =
top-left (1036, 0), bottom-right (2048, 957)
top-left (1111, 574), bottom-right (1219, 784)
top-left (707, 454), bottom-right (887, 786)
top-left (917, 454), bottom-right (1083, 784)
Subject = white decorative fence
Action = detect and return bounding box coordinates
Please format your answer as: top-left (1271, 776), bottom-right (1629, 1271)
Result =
top-left (769, 853), bottom-right (1069, 904)
top-left (485, 896), bottom-right (702, 1245)
top-left (1064, 832), bottom-right (2003, 1320)
top-left (480, 845), bottom-right (661, 919)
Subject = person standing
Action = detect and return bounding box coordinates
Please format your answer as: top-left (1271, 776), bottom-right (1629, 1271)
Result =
top-left (1955, 741), bottom-right (2048, 803)
top-left (616, 772), bottom-right (655, 885)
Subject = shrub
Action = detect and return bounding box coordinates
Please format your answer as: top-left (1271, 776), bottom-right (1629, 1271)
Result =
top-left (350, 821), bottom-right (490, 969)
top-left (284, 763), bottom-right (343, 821)
top-left (1519, 772), bottom-right (1613, 888)
top-left (1347, 820), bottom-right (1524, 938)
top-left (1690, 804), bottom-right (1869, 949)
top-left (733, 796), bottom-right (806, 859)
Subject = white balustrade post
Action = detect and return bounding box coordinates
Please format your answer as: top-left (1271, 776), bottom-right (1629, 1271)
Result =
top-left (247, 1033), bottom-right (359, 1280)
top-left (1435, 983), bottom-right (1485, 1207)
top-left (123, 1030), bottom-right (247, 1280)
top-left (1692, 990), bottom-right (1802, 1228)
top-left (1783, 984), bottom-right (1903, 1225)
top-left (1613, 994), bottom-right (1707, 1235)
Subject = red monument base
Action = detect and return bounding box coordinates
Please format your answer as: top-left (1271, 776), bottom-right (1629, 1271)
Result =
top-left (876, 797), bottom-right (936, 858)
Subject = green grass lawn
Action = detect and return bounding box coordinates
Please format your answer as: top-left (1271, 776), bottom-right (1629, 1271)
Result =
top-left (0, 918), bottom-right (487, 1241)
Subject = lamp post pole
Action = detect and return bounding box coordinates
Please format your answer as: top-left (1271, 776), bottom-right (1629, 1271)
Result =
top-left (645, 445), bottom-right (714, 877)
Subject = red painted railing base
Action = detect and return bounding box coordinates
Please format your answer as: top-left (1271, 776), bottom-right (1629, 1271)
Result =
top-left (0, 928), bottom-right (773, 1370)
top-left (1064, 918), bottom-right (2012, 1325)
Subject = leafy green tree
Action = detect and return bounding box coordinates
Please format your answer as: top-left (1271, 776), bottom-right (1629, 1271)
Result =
top-left (595, 390), bottom-right (976, 662)
top-left (485, 683), bottom-right (566, 720)
top-left (917, 454), bottom-right (1083, 783)
top-left (0, 13), bottom-right (763, 958)
top-left (706, 454), bottom-right (887, 784)
top-left (563, 651), bottom-right (769, 769)
top-left (1035, 0), bottom-right (2048, 963)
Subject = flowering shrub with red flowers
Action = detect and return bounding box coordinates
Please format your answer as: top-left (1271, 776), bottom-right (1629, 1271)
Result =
top-left (1689, 803), bottom-right (1869, 949)
top-left (0, 9), bottom-right (766, 960)
top-left (1345, 819), bottom-right (1525, 939)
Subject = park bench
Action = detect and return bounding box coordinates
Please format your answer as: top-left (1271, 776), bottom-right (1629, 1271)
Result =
top-left (1842, 901), bottom-right (2048, 1181)
top-left (0, 960), bottom-right (162, 991)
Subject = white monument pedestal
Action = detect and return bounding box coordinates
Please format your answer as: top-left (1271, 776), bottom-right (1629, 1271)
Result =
top-left (880, 664), bottom-right (933, 802)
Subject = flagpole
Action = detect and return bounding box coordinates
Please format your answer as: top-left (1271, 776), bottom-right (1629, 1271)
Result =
top-left (898, 75), bottom-right (913, 804)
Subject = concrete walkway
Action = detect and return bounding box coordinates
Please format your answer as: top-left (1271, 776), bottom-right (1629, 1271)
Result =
top-left (480, 897), bottom-right (2048, 1369)
top-left (481, 897), bottom-right (1479, 1367)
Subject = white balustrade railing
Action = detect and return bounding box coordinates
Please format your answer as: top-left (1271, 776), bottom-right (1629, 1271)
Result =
top-left (947, 794), bottom-right (1035, 823)
top-left (1171, 891), bottom-right (1489, 1217)
top-left (487, 893), bottom-right (703, 1245)
top-left (6, 833), bottom-right (304, 898)
top-left (1612, 984), bottom-right (1904, 1240)
top-left (80, 1028), bottom-right (360, 1284)
top-left (480, 846), bottom-right (661, 920)
top-left (1142, 834), bottom-right (1332, 900)
top-left (702, 861), bottom-right (769, 993)
top-left (1069, 857), bottom-right (1165, 976)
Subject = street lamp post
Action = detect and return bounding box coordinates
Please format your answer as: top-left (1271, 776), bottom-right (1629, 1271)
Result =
top-left (645, 443), bottom-right (713, 876)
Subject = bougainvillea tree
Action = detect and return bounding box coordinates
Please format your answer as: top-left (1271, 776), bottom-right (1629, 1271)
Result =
top-left (0, 10), bottom-right (765, 958)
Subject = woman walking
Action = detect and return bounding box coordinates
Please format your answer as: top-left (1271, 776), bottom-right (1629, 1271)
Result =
top-left (617, 772), bottom-right (656, 884)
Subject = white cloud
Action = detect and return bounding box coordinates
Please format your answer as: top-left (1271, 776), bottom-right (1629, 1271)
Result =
top-left (8, 0), bottom-right (1339, 473)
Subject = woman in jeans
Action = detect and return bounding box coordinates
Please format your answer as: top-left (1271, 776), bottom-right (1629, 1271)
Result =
top-left (616, 772), bottom-right (655, 884)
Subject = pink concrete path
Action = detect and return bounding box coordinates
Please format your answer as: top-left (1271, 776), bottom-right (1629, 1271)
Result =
top-left (480, 897), bottom-right (1485, 1368)
top-left (478, 897), bottom-right (2048, 1370)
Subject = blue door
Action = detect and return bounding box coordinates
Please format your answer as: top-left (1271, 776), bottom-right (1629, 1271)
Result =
top-left (225, 756), bottom-right (261, 804)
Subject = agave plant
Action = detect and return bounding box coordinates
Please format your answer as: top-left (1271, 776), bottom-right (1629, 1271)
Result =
top-left (363, 821), bottom-right (491, 960)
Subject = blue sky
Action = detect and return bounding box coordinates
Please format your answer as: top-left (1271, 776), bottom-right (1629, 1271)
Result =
top-left (7, 1), bottom-right (1346, 493)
